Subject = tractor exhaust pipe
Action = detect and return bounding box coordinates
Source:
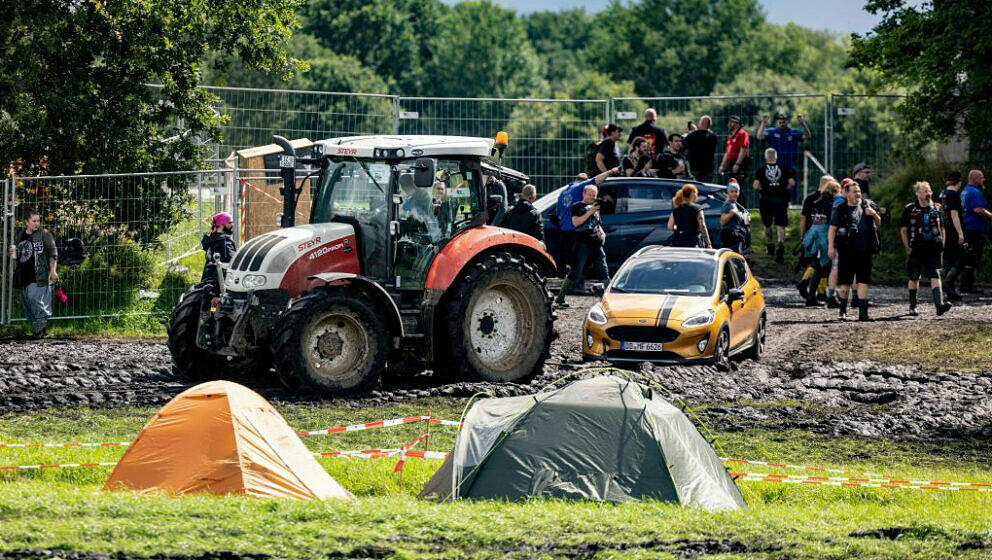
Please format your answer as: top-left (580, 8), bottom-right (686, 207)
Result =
top-left (273, 135), bottom-right (297, 228)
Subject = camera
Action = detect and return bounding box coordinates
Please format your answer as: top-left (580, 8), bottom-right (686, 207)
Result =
top-left (593, 197), bottom-right (604, 206)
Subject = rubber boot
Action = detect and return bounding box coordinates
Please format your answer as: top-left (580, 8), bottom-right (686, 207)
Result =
top-left (838, 298), bottom-right (848, 320)
top-left (826, 289), bottom-right (839, 309)
top-left (766, 243), bottom-right (775, 257)
top-left (555, 279), bottom-right (573, 307)
top-left (797, 278), bottom-right (809, 300)
top-left (961, 268), bottom-right (976, 294)
top-left (858, 299), bottom-right (870, 322)
top-left (908, 289), bottom-right (918, 316)
top-left (775, 243), bottom-right (785, 264)
top-left (850, 293), bottom-right (860, 309)
top-left (934, 287), bottom-right (951, 316)
top-left (944, 265), bottom-right (963, 300)
top-left (805, 294), bottom-right (825, 307)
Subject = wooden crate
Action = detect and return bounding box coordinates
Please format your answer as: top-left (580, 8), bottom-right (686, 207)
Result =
top-left (236, 138), bottom-right (313, 240)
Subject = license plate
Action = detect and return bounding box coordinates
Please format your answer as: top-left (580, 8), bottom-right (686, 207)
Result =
top-left (621, 341), bottom-right (664, 351)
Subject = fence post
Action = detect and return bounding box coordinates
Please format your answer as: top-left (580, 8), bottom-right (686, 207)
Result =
top-left (605, 97), bottom-right (613, 126)
top-left (1, 179), bottom-right (7, 326)
top-left (392, 96), bottom-right (401, 134)
top-left (5, 177), bottom-right (15, 325)
top-left (826, 93), bottom-right (835, 175)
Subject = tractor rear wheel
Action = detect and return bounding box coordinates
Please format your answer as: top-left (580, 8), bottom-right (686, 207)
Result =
top-left (167, 284), bottom-right (233, 381)
top-left (442, 252), bottom-right (553, 383)
top-left (271, 289), bottom-right (386, 395)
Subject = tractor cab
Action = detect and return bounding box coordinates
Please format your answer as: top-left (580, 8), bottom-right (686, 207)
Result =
top-left (169, 134), bottom-right (556, 396)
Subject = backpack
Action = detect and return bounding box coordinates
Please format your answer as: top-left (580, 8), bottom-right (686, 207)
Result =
top-left (584, 140), bottom-right (602, 177)
top-left (835, 201), bottom-right (881, 254)
top-left (56, 237), bottom-right (87, 266)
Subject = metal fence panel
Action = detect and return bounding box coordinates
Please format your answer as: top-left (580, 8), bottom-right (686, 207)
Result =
top-left (828, 93), bottom-right (907, 180)
top-left (397, 97), bottom-right (608, 194)
top-left (4, 170), bottom-right (227, 324)
top-left (612, 94), bottom-right (830, 208)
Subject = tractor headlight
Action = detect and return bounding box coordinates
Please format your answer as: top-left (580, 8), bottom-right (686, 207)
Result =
top-left (587, 303), bottom-right (608, 325)
top-left (682, 310), bottom-right (715, 328)
top-left (242, 274), bottom-right (267, 290)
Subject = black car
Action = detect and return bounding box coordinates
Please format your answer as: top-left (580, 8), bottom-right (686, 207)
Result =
top-left (535, 177), bottom-right (729, 274)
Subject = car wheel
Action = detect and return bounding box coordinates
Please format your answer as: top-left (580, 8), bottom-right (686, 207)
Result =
top-left (713, 328), bottom-right (731, 371)
top-left (741, 312), bottom-right (766, 361)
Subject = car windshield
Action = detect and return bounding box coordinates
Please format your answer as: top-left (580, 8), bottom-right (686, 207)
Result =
top-left (611, 258), bottom-right (717, 295)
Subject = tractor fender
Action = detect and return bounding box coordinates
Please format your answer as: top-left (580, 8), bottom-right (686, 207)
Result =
top-left (425, 226), bottom-right (556, 291)
top-left (306, 272), bottom-right (404, 337)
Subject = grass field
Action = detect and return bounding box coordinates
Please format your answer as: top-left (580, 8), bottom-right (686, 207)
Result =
top-left (2, 402), bottom-right (991, 559)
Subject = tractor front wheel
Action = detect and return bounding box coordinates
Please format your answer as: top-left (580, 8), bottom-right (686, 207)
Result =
top-left (442, 252), bottom-right (553, 383)
top-left (271, 289), bottom-right (386, 395)
top-left (167, 284), bottom-right (233, 381)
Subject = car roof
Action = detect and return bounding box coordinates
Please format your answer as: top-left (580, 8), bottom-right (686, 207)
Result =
top-left (630, 246), bottom-right (735, 261)
top-left (534, 177), bottom-right (728, 213)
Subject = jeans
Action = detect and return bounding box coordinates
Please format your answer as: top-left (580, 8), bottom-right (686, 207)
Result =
top-left (21, 282), bottom-right (53, 332)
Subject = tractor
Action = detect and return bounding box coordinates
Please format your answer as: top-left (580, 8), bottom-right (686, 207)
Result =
top-left (167, 134), bottom-right (557, 395)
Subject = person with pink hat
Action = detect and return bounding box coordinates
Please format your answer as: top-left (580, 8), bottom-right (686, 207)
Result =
top-left (201, 212), bottom-right (236, 286)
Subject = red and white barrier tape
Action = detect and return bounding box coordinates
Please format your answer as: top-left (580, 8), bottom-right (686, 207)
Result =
top-left (314, 448), bottom-right (448, 460)
top-left (730, 471), bottom-right (991, 488)
top-left (721, 456), bottom-right (892, 479)
top-left (0, 461), bottom-right (118, 470)
top-left (0, 441), bottom-right (131, 449)
top-left (0, 415), bottom-right (463, 450)
top-left (732, 472), bottom-right (992, 493)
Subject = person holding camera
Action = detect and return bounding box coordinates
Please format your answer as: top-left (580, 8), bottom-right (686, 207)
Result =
top-left (668, 184), bottom-right (712, 248)
top-left (900, 181), bottom-right (951, 316)
top-left (720, 180), bottom-right (751, 258)
top-left (828, 182), bottom-right (882, 321)
top-left (555, 184), bottom-right (610, 307)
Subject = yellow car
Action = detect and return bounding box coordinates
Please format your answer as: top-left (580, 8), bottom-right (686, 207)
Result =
top-left (582, 247), bottom-right (766, 369)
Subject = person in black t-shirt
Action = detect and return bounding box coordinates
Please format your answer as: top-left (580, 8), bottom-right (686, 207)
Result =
top-left (654, 134), bottom-right (692, 180)
top-left (801, 180), bottom-right (840, 307)
top-left (720, 181), bottom-right (751, 258)
top-left (623, 137), bottom-right (654, 177)
top-left (938, 171), bottom-right (966, 300)
top-left (684, 116), bottom-right (718, 183)
top-left (900, 181), bottom-right (951, 316)
top-left (795, 175), bottom-right (836, 300)
top-left (627, 109), bottom-right (667, 155)
top-left (753, 147), bottom-right (796, 263)
top-left (667, 184), bottom-right (712, 248)
top-left (595, 124), bottom-right (623, 173)
top-left (555, 184), bottom-right (609, 306)
top-left (829, 183), bottom-right (882, 321)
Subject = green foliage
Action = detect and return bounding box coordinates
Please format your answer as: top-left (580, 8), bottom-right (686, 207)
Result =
top-left (523, 9), bottom-right (595, 88)
top-left (301, 0), bottom-right (446, 94)
top-left (721, 23), bottom-right (849, 90)
top-left (586, 0), bottom-right (764, 98)
top-left (425, 1), bottom-right (546, 99)
top-left (848, 0), bottom-right (992, 160)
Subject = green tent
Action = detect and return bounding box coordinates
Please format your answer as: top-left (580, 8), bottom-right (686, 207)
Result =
top-left (419, 375), bottom-right (746, 510)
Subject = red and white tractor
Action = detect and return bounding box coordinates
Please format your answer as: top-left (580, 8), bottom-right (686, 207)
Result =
top-left (167, 134), bottom-right (556, 395)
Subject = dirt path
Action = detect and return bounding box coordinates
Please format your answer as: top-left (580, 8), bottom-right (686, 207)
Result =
top-left (2, 281), bottom-right (991, 439)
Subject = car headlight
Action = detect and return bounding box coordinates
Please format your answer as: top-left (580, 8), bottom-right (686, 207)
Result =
top-left (682, 309), bottom-right (715, 328)
top-left (586, 332), bottom-right (594, 348)
top-left (587, 303), bottom-right (608, 325)
top-left (242, 274), bottom-right (267, 289)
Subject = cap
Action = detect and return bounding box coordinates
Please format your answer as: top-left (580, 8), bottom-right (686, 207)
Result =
top-left (852, 162), bottom-right (870, 174)
top-left (605, 123), bottom-right (623, 134)
top-left (774, 112), bottom-right (789, 120)
top-left (727, 115), bottom-right (742, 124)
top-left (946, 171), bottom-right (962, 184)
top-left (727, 181), bottom-right (740, 192)
top-left (841, 177), bottom-right (857, 190)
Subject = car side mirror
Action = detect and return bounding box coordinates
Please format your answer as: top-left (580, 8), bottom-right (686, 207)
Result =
top-left (414, 158), bottom-right (436, 189)
top-left (727, 288), bottom-right (744, 304)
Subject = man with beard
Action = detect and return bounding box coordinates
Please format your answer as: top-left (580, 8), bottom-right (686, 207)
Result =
top-left (900, 181), bottom-right (951, 316)
top-left (717, 115), bottom-right (750, 184)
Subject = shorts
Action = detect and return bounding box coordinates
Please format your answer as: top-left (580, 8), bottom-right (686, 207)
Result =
top-left (837, 249), bottom-right (873, 286)
top-left (907, 249), bottom-right (942, 280)
top-left (759, 196), bottom-right (790, 227)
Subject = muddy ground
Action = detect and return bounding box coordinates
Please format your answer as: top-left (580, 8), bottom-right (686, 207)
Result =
top-left (2, 282), bottom-right (991, 440)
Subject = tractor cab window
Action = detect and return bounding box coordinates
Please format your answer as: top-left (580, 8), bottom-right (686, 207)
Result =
top-left (394, 158), bottom-right (480, 289)
top-left (311, 159), bottom-right (391, 279)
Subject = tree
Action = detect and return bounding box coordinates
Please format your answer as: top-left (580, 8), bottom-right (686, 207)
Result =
top-left (0, 0), bottom-right (304, 244)
top-left (721, 23), bottom-right (849, 91)
top-left (586, 0), bottom-right (763, 98)
top-left (523, 9), bottom-right (595, 88)
top-left (848, 0), bottom-right (992, 157)
top-left (302, 0), bottom-right (446, 95)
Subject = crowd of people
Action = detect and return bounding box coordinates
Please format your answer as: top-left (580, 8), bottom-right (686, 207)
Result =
top-left (509, 107), bottom-right (992, 321)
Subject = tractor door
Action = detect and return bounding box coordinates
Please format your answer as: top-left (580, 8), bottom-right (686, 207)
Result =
top-left (393, 158), bottom-right (481, 289)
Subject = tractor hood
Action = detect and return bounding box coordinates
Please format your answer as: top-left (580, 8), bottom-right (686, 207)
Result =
top-left (224, 223), bottom-right (360, 296)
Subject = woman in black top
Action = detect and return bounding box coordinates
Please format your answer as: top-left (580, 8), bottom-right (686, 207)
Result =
top-left (667, 184), bottom-right (712, 248)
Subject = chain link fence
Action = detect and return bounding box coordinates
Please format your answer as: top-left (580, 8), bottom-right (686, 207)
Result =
top-left (2, 87), bottom-right (907, 324)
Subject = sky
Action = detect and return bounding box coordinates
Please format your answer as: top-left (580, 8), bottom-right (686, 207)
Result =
top-left (447, 0), bottom-right (892, 34)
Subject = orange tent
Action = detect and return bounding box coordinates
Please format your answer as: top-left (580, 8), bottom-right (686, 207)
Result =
top-left (104, 380), bottom-right (354, 501)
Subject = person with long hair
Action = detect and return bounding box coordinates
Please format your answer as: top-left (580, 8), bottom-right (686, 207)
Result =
top-left (667, 184), bottom-right (712, 248)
